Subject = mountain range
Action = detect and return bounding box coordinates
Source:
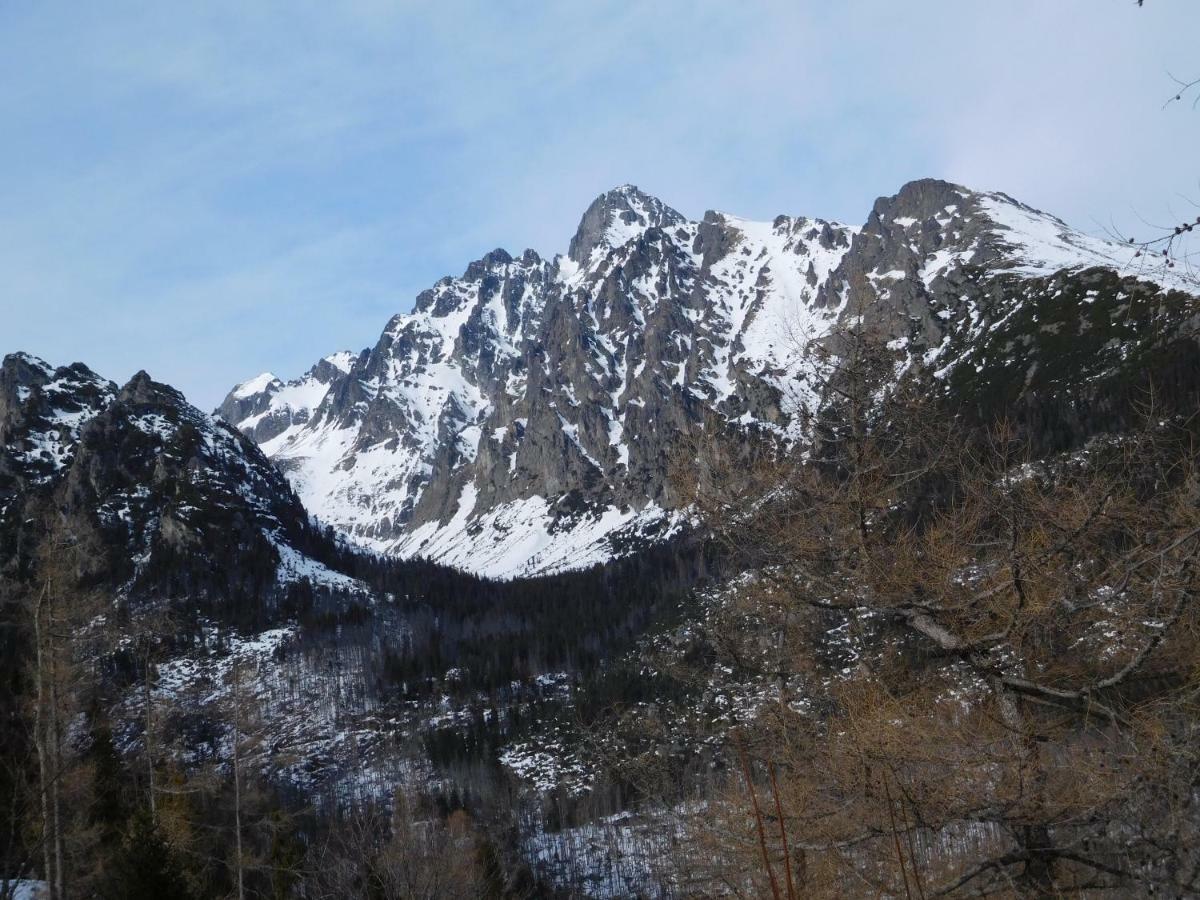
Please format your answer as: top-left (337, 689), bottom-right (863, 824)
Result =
top-left (5, 176), bottom-right (1200, 895)
top-left (215, 178), bottom-right (1191, 577)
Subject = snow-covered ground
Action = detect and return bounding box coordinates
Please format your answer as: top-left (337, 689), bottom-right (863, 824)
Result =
top-left (391, 495), bottom-right (685, 578)
top-left (2, 880), bottom-right (46, 900)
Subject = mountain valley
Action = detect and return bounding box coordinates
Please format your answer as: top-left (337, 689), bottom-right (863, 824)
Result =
top-left (4, 178), bottom-right (1199, 897)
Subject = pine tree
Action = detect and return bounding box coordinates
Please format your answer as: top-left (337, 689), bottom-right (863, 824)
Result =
top-left (87, 724), bottom-right (126, 853)
top-left (100, 807), bottom-right (193, 900)
top-left (267, 810), bottom-right (303, 900)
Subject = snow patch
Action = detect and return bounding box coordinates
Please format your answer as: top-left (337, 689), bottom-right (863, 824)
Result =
top-left (233, 372), bottom-right (280, 399)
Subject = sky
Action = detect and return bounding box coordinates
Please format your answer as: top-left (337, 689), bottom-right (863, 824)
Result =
top-left (2, 0), bottom-right (1198, 410)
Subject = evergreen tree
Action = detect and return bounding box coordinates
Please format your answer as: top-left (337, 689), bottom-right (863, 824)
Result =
top-left (267, 811), bottom-right (303, 900)
top-left (88, 724), bottom-right (126, 853)
top-left (100, 807), bottom-right (193, 900)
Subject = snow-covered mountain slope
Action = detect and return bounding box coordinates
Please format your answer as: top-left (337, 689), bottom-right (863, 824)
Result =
top-left (218, 350), bottom-right (358, 446)
top-left (0, 352), bottom-right (116, 491)
top-left (0, 353), bottom-right (362, 599)
top-left (220, 179), bottom-right (1197, 578)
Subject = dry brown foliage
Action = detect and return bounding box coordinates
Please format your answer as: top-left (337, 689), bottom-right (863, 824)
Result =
top-left (674, 326), bottom-right (1200, 897)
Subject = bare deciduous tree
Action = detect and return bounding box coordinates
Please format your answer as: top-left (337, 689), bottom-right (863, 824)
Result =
top-left (14, 513), bottom-right (111, 900)
top-left (1120, 2), bottom-right (1200, 281)
top-left (306, 794), bottom-right (489, 899)
top-left (679, 325), bottom-right (1200, 897)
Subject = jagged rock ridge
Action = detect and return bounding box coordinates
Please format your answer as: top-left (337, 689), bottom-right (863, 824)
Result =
top-left (219, 179), bottom-right (1194, 577)
top-left (1, 354), bottom-right (358, 597)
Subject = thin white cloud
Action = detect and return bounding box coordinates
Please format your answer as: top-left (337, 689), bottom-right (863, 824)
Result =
top-left (1, 0), bottom-right (1196, 407)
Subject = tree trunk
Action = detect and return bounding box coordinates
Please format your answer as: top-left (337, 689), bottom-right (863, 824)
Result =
top-left (48, 668), bottom-right (65, 900)
top-left (32, 589), bottom-right (55, 900)
top-left (144, 651), bottom-right (155, 819)
top-left (1018, 824), bottom-right (1056, 899)
top-left (992, 679), bottom-right (1056, 897)
top-left (232, 665), bottom-right (245, 900)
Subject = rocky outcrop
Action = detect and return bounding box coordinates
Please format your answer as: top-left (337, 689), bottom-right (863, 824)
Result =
top-left (567, 185), bottom-right (687, 265)
top-left (1, 354), bottom-right (354, 603)
top-left (217, 351), bottom-right (357, 445)
top-left (0, 353), bottom-right (116, 520)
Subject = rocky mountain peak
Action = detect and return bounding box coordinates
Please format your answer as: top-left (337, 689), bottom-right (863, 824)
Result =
top-left (0, 353), bottom-right (360, 609)
top-left (464, 247), bottom-right (514, 279)
top-left (218, 180), bottom-right (1195, 577)
top-left (117, 370), bottom-right (187, 407)
top-left (231, 371), bottom-right (283, 400)
top-left (307, 355), bottom-right (352, 384)
top-left (2, 351), bottom-right (54, 382)
top-left (870, 178), bottom-right (972, 224)
top-left (0, 353), bottom-right (54, 438)
top-left (0, 354), bottom-right (117, 490)
top-left (567, 184), bottom-right (687, 264)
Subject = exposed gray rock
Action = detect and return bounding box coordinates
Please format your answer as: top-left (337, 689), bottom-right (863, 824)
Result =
top-left (217, 352), bottom-right (358, 445)
top-left (568, 184), bottom-right (687, 265)
top-left (219, 179), bottom-right (1190, 576)
top-left (0, 353), bottom-right (116, 503)
top-left (2, 355), bottom-right (338, 599)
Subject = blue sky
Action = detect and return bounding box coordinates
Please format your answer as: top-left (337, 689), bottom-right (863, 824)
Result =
top-left (3, 0), bottom-right (1197, 409)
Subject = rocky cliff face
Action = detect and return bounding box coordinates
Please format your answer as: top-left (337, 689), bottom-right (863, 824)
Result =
top-left (1, 354), bottom-right (358, 599)
top-left (220, 179), bottom-right (1194, 577)
top-left (217, 351), bottom-right (359, 446)
top-left (0, 353), bottom-right (116, 496)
